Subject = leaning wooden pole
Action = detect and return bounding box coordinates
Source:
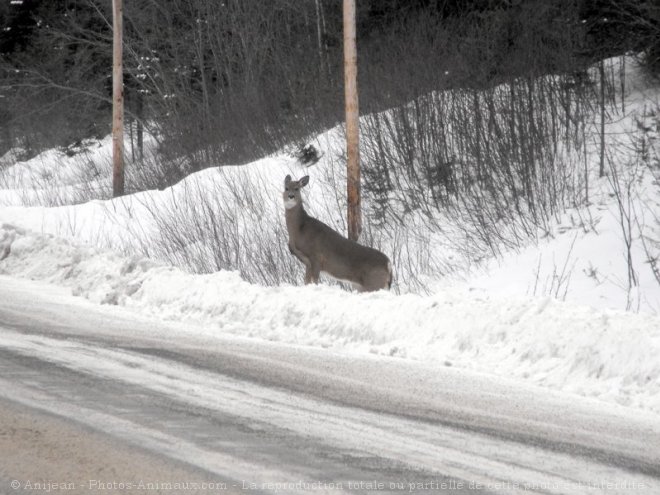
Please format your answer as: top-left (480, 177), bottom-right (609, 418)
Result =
top-left (112, 0), bottom-right (125, 197)
top-left (343, 0), bottom-right (361, 241)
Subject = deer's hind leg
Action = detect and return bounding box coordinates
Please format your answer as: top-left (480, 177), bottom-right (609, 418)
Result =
top-left (352, 282), bottom-right (366, 292)
top-left (360, 267), bottom-right (390, 292)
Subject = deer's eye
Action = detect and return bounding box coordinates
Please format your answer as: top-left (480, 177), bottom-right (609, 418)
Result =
top-left (295, 188), bottom-right (299, 191)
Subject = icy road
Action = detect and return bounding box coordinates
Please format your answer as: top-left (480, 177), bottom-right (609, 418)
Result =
top-left (0, 276), bottom-right (658, 495)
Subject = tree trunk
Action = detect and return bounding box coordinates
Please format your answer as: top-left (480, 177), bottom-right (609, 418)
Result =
top-left (343, 0), bottom-right (361, 241)
top-left (314, 0), bottom-right (327, 75)
top-left (112, 0), bottom-right (125, 197)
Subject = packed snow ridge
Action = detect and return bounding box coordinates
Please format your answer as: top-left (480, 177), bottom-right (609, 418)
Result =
top-left (1, 223), bottom-right (659, 414)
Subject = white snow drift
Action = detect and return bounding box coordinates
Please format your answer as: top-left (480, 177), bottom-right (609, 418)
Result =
top-left (1, 223), bottom-right (659, 414)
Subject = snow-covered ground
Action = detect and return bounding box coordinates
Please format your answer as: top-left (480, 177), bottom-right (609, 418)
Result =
top-left (1, 221), bottom-right (660, 415)
top-left (3, 276), bottom-right (658, 494)
top-left (464, 87), bottom-right (660, 314)
top-left (1, 56), bottom-right (659, 416)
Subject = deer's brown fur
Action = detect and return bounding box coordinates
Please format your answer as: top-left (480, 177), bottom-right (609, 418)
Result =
top-left (283, 175), bottom-right (392, 292)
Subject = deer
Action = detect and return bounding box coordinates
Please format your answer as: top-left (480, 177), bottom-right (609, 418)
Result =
top-left (283, 175), bottom-right (392, 292)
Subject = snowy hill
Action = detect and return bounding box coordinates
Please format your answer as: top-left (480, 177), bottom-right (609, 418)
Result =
top-left (1, 58), bottom-right (659, 311)
top-left (1, 56), bottom-right (659, 415)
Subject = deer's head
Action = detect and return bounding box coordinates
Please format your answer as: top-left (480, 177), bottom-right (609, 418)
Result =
top-left (283, 175), bottom-right (309, 210)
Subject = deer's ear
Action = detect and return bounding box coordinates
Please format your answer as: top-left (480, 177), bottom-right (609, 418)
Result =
top-left (284, 174), bottom-right (292, 185)
top-left (300, 175), bottom-right (309, 187)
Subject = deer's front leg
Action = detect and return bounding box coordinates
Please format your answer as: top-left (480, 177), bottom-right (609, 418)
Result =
top-left (308, 260), bottom-right (321, 284)
top-left (304, 260), bottom-right (322, 285)
top-left (304, 264), bottom-right (314, 284)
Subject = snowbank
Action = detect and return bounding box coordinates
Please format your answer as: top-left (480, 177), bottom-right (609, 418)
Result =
top-left (1, 223), bottom-right (659, 414)
top-left (2, 58), bottom-right (660, 312)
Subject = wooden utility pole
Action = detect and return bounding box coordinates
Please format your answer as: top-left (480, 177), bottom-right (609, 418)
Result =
top-left (343, 0), bottom-right (361, 241)
top-left (599, 60), bottom-right (605, 178)
top-left (112, 0), bottom-right (125, 197)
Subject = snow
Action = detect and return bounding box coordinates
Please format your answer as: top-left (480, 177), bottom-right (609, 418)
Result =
top-left (1, 222), bottom-right (659, 415)
top-left (0, 55), bottom-right (659, 416)
top-left (2, 313), bottom-right (658, 494)
top-left (464, 168), bottom-right (660, 313)
top-left (459, 78), bottom-right (660, 313)
top-left (3, 280), bottom-right (657, 493)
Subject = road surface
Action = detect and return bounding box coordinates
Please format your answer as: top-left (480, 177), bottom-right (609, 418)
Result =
top-left (0, 276), bottom-right (658, 494)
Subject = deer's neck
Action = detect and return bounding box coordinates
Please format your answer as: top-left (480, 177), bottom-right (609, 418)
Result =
top-left (285, 203), bottom-right (307, 236)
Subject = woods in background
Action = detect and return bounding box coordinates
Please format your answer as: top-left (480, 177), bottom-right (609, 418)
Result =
top-left (0, 0), bottom-right (658, 174)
